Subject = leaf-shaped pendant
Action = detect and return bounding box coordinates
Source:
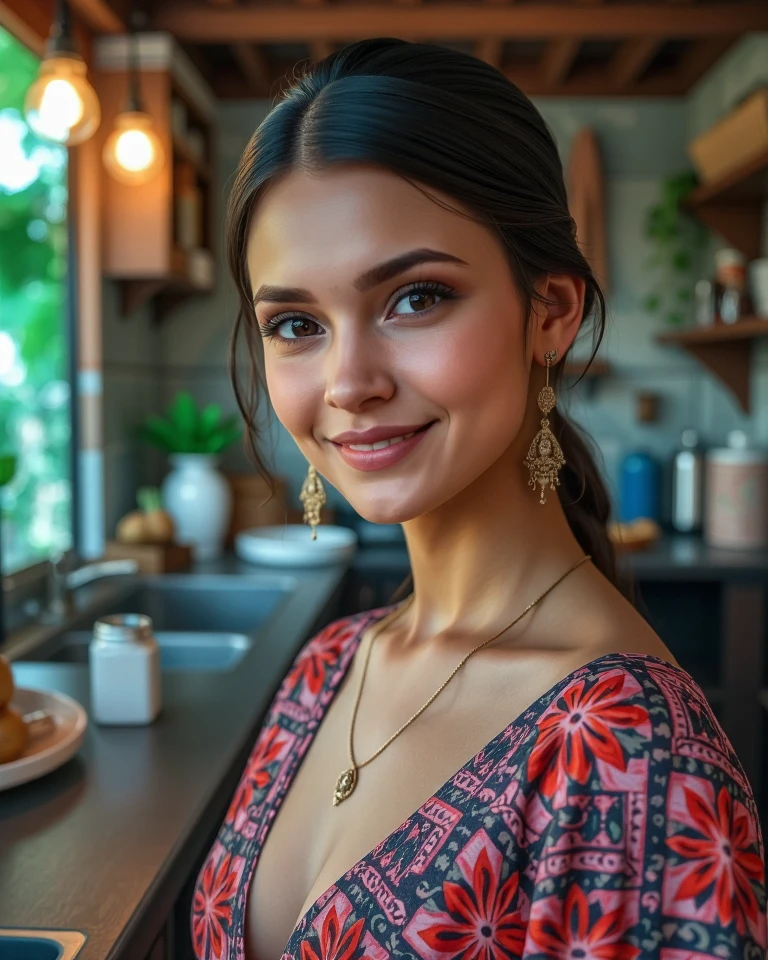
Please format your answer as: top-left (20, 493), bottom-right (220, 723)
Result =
top-left (333, 766), bottom-right (357, 806)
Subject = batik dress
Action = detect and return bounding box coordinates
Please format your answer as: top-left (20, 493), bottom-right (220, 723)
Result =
top-left (192, 604), bottom-right (767, 960)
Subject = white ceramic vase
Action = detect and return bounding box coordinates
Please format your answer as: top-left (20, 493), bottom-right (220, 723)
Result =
top-left (161, 454), bottom-right (232, 561)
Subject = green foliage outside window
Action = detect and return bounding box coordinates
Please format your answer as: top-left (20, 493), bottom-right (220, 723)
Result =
top-left (0, 25), bottom-right (72, 572)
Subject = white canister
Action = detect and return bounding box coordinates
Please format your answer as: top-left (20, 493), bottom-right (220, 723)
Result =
top-left (89, 614), bottom-right (161, 725)
top-left (704, 433), bottom-right (768, 550)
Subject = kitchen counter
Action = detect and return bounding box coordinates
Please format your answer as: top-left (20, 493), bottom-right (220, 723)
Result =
top-left (350, 534), bottom-right (768, 581)
top-left (0, 560), bottom-right (348, 960)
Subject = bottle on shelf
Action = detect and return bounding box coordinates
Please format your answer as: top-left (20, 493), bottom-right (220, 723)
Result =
top-left (714, 248), bottom-right (752, 325)
top-left (619, 450), bottom-right (661, 523)
top-left (671, 428), bottom-right (704, 534)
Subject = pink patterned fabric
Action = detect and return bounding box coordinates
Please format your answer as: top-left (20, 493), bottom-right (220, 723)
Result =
top-left (192, 605), bottom-right (767, 960)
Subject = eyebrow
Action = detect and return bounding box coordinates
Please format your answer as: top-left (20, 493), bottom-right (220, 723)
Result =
top-left (251, 247), bottom-right (469, 306)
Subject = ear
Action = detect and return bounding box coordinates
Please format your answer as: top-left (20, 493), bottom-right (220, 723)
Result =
top-left (530, 274), bottom-right (586, 366)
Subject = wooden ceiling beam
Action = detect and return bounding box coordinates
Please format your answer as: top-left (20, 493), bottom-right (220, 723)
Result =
top-left (231, 43), bottom-right (272, 96)
top-left (151, 3), bottom-right (768, 42)
top-left (504, 63), bottom-right (691, 96)
top-left (610, 37), bottom-right (661, 87)
top-left (675, 37), bottom-right (736, 86)
top-left (540, 38), bottom-right (581, 85)
top-left (68, 0), bottom-right (125, 33)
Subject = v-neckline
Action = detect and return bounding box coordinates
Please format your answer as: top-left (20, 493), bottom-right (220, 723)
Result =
top-left (245, 605), bottom-right (684, 960)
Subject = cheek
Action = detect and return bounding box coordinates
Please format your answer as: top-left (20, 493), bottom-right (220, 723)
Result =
top-left (412, 303), bottom-right (529, 435)
top-left (264, 356), bottom-right (320, 439)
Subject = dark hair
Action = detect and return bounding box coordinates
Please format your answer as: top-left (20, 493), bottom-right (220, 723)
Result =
top-left (227, 37), bottom-right (630, 600)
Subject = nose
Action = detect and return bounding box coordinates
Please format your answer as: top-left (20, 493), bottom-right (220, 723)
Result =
top-left (323, 327), bottom-right (396, 412)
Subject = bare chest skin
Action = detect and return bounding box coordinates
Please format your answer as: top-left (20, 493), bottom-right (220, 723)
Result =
top-left (243, 608), bottom-right (667, 960)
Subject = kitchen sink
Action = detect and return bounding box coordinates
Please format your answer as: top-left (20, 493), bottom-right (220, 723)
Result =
top-left (17, 573), bottom-right (297, 669)
top-left (30, 630), bottom-right (252, 672)
top-left (86, 574), bottom-right (295, 634)
top-left (0, 930), bottom-right (86, 960)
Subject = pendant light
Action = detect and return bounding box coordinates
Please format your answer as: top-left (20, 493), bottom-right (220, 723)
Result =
top-left (24, 0), bottom-right (101, 146)
top-left (102, 17), bottom-right (165, 185)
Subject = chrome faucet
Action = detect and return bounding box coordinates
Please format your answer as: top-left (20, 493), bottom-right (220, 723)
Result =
top-left (42, 552), bottom-right (140, 622)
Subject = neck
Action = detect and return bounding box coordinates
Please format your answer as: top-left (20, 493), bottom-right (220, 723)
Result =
top-left (398, 437), bottom-right (587, 645)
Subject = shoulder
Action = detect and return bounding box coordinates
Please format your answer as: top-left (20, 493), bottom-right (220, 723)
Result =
top-left (519, 653), bottom-right (766, 953)
top-left (276, 604), bottom-right (397, 705)
top-left (527, 653), bottom-right (753, 802)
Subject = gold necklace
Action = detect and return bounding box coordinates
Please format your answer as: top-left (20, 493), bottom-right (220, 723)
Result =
top-left (332, 554), bottom-right (591, 805)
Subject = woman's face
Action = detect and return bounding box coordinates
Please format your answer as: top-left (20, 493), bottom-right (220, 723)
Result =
top-left (246, 164), bottom-right (534, 525)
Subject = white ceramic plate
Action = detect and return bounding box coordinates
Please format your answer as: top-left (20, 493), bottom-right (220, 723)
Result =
top-left (235, 524), bottom-right (358, 567)
top-left (0, 688), bottom-right (88, 791)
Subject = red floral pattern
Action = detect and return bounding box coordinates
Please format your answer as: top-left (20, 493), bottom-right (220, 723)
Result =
top-left (527, 671), bottom-right (649, 797)
top-left (300, 902), bottom-right (365, 960)
top-left (225, 725), bottom-right (288, 829)
top-left (192, 845), bottom-right (243, 959)
top-left (404, 829), bottom-right (526, 960)
top-left (191, 610), bottom-right (766, 960)
top-left (665, 777), bottom-right (764, 936)
top-left (528, 886), bottom-right (640, 959)
top-left (283, 619), bottom-right (357, 698)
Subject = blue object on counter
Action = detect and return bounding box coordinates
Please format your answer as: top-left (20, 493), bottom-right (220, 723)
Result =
top-left (619, 451), bottom-right (661, 522)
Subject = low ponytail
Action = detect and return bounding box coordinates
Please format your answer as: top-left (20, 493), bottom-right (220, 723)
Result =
top-left (553, 408), bottom-right (634, 602)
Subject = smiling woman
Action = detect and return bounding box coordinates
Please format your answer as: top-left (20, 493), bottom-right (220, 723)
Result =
top-left (192, 38), bottom-right (766, 960)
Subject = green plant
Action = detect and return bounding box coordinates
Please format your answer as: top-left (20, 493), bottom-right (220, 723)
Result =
top-left (141, 392), bottom-right (242, 455)
top-left (0, 456), bottom-right (16, 488)
top-left (643, 170), bottom-right (708, 327)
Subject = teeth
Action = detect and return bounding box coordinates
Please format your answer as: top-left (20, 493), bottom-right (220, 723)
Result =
top-left (348, 430), bottom-right (417, 451)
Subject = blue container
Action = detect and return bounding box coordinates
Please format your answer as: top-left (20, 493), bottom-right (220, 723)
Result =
top-left (619, 451), bottom-right (660, 522)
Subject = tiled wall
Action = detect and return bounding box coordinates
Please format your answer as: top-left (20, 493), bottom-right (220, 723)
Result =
top-left (101, 37), bottom-right (768, 529)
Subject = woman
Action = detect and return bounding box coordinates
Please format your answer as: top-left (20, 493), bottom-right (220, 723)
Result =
top-left (192, 38), bottom-right (766, 960)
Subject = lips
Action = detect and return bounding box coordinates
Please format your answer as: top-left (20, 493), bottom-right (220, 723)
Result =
top-left (331, 421), bottom-right (436, 472)
top-left (330, 422), bottom-right (435, 446)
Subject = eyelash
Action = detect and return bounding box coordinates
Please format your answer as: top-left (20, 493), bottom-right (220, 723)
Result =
top-left (257, 280), bottom-right (458, 345)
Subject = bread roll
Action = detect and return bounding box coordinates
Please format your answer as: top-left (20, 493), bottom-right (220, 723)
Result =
top-left (0, 705), bottom-right (28, 764)
top-left (0, 655), bottom-right (13, 710)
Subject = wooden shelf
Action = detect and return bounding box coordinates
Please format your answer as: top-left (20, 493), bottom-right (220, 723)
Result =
top-left (656, 317), bottom-right (768, 412)
top-left (683, 148), bottom-right (768, 259)
top-left (119, 248), bottom-right (214, 320)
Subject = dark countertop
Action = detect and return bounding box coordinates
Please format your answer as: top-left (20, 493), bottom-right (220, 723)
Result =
top-left (351, 534), bottom-right (768, 582)
top-left (0, 560), bottom-right (348, 960)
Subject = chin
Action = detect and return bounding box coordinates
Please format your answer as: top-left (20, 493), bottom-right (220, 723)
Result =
top-left (346, 494), bottom-right (423, 527)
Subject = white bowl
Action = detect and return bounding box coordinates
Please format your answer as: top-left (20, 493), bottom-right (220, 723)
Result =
top-left (0, 688), bottom-right (88, 791)
top-left (235, 524), bottom-right (358, 567)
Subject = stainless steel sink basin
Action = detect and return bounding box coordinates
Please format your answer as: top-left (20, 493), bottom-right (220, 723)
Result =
top-left (16, 573), bottom-right (296, 670)
top-left (0, 930), bottom-right (86, 960)
top-left (86, 574), bottom-right (294, 634)
top-left (25, 630), bottom-right (252, 672)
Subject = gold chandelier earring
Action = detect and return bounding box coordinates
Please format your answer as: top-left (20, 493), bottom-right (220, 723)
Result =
top-left (524, 349), bottom-right (566, 505)
top-left (299, 463), bottom-right (327, 540)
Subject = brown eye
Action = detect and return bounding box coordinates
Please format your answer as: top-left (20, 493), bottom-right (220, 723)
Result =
top-left (275, 317), bottom-right (320, 339)
top-left (393, 291), bottom-right (438, 315)
top-left (390, 282), bottom-right (456, 317)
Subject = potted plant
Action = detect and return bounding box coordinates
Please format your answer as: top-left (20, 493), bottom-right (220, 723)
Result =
top-left (141, 392), bottom-right (242, 560)
top-left (642, 170), bottom-right (708, 327)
